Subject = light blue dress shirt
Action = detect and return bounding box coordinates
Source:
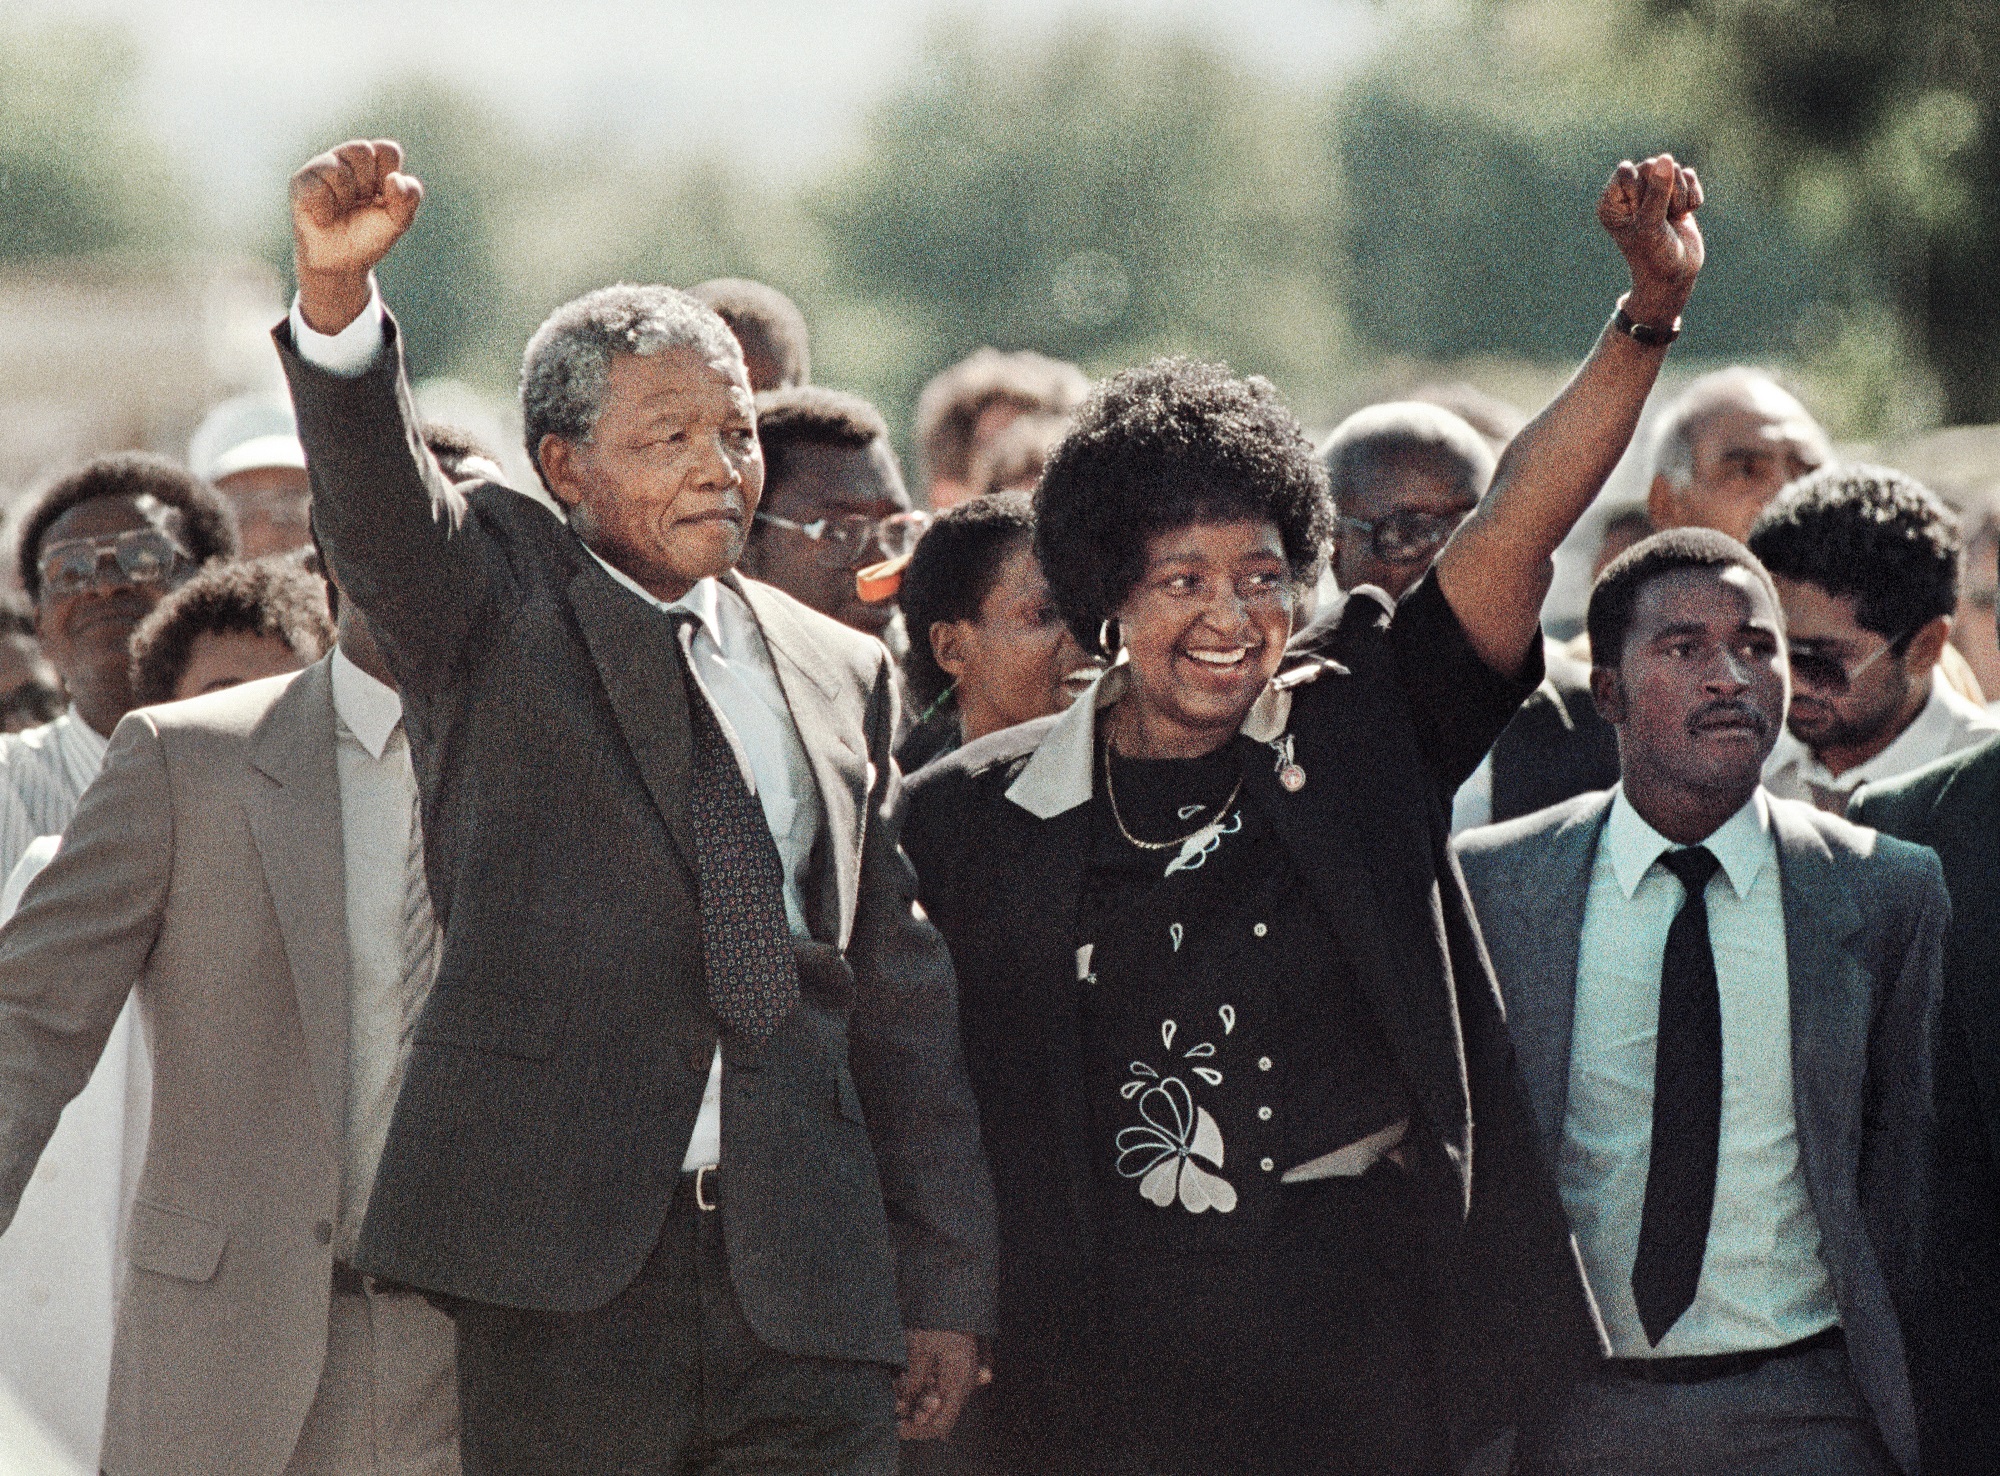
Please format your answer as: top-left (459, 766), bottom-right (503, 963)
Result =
top-left (1562, 786), bottom-right (1839, 1357)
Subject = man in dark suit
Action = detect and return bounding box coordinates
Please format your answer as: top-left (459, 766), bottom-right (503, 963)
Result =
top-left (1853, 734), bottom-right (2000, 1473)
top-left (1457, 530), bottom-right (1943, 1474)
top-left (276, 138), bottom-right (995, 1475)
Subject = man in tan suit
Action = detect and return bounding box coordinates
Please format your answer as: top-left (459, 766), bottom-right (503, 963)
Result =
top-left (0, 581), bottom-right (458, 1475)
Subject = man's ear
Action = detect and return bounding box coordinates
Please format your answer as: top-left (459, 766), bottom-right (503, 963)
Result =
top-left (537, 434), bottom-right (585, 512)
top-left (1645, 474), bottom-right (1679, 532)
top-left (931, 619), bottom-right (970, 682)
top-left (1903, 614), bottom-right (1953, 675)
top-left (1590, 663), bottom-right (1627, 725)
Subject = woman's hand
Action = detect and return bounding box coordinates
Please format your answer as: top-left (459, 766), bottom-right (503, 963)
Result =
top-left (1598, 154), bottom-right (1705, 328)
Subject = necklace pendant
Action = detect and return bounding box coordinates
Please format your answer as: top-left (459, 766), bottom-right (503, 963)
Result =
top-left (1278, 762), bottom-right (1306, 793)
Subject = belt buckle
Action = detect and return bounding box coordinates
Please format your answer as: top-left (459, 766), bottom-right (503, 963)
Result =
top-left (694, 1164), bottom-right (717, 1213)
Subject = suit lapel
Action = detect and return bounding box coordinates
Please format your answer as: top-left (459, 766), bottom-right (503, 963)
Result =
top-left (1773, 802), bottom-right (1872, 1213)
top-left (244, 660), bottom-right (351, 1142)
top-left (1510, 800), bottom-right (1606, 1160)
top-left (733, 578), bottom-right (869, 943)
top-left (567, 566), bottom-right (698, 872)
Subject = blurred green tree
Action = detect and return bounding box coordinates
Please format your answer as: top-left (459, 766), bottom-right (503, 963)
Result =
top-left (0, 19), bottom-right (187, 260)
top-left (1640, 0), bottom-right (2000, 422)
top-left (811, 22), bottom-right (1353, 435)
top-left (292, 78), bottom-right (519, 384)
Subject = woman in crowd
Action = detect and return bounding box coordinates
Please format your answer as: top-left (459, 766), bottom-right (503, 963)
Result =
top-left (901, 156), bottom-right (1705, 1474)
top-left (897, 490), bottom-right (1099, 770)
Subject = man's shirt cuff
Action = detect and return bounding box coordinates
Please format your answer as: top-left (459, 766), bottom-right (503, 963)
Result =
top-left (289, 281), bottom-right (386, 377)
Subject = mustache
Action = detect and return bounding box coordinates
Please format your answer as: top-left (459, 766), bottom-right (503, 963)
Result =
top-left (1686, 699), bottom-right (1770, 735)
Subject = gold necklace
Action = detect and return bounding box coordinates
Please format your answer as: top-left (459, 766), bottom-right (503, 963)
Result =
top-left (1101, 740), bottom-right (1243, 851)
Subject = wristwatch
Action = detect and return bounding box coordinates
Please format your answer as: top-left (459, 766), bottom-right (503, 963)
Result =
top-left (1614, 297), bottom-right (1681, 347)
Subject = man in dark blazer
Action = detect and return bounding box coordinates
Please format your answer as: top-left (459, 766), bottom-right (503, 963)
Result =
top-left (1457, 530), bottom-right (1943, 1474)
top-left (1854, 734), bottom-right (2000, 1473)
top-left (276, 138), bottom-right (995, 1474)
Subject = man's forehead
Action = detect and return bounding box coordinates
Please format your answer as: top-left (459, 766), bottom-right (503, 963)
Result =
top-left (1694, 394), bottom-right (1824, 456)
top-left (768, 438), bottom-right (905, 511)
top-left (1347, 451), bottom-right (1483, 512)
top-left (47, 492), bottom-right (176, 540)
top-left (1635, 562), bottom-right (1779, 629)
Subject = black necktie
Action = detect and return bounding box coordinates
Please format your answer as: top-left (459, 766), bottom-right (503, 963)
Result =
top-left (674, 617), bottom-right (800, 1045)
top-left (1631, 844), bottom-right (1724, 1346)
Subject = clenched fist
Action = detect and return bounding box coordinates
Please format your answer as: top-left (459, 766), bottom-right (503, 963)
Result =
top-left (290, 139), bottom-right (424, 335)
top-left (1597, 153), bottom-right (1704, 330)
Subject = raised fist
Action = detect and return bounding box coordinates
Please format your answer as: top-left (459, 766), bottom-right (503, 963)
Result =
top-left (290, 139), bottom-right (423, 334)
top-left (1597, 153), bottom-right (1704, 326)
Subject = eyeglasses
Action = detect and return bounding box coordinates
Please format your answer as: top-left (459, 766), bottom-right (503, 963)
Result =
top-left (1337, 508), bottom-right (1470, 564)
top-left (1788, 629), bottom-right (1912, 694)
top-left (38, 528), bottom-right (191, 600)
top-left (755, 510), bottom-right (932, 564)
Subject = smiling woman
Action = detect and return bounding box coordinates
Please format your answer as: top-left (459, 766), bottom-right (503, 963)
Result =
top-left (901, 149), bottom-right (1711, 1475)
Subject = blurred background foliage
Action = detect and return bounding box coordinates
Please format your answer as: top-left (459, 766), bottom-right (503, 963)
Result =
top-left (2, 0), bottom-right (1995, 449)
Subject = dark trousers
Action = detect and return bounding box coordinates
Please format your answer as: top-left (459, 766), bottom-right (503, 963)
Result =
top-left (1518, 1336), bottom-right (1898, 1476)
top-left (452, 1194), bottom-right (898, 1475)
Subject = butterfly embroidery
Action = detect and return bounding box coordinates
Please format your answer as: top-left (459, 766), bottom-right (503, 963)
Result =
top-left (1115, 1015), bottom-right (1238, 1213)
top-left (1163, 808), bottom-right (1242, 877)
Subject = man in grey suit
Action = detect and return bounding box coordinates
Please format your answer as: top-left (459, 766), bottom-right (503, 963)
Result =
top-left (0, 589), bottom-right (459, 1474)
top-left (1456, 529), bottom-right (1943, 1475)
top-left (277, 139), bottom-right (995, 1474)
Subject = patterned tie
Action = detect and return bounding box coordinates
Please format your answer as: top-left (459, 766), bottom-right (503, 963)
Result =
top-left (1631, 844), bottom-right (1724, 1346)
top-left (673, 616), bottom-right (800, 1044)
top-left (397, 735), bottom-right (441, 1042)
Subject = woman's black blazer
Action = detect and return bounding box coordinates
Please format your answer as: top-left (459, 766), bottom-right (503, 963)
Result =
top-left (903, 576), bottom-right (1606, 1463)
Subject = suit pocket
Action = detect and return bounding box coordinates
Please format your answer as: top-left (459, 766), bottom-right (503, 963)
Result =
top-left (416, 988), bottom-right (560, 1060)
top-left (127, 1199), bottom-right (228, 1283)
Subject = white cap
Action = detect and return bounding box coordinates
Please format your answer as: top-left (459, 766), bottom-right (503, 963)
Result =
top-left (189, 392), bottom-right (299, 480)
top-left (208, 433), bottom-right (307, 481)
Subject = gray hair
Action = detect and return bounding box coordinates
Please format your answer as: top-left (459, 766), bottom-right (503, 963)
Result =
top-left (1647, 366), bottom-right (1828, 489)
top-left (1317, 401), bottom-right (1496, 513)
top-left (519, 284), bottom-right (745, 488)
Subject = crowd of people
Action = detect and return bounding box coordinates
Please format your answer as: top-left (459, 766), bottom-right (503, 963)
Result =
top-left (0, 133), bottom-right (1991, 1476)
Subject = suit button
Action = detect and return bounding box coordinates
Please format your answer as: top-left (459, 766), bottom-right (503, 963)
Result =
top-left (314, 1220), bottom-right (333, 1246)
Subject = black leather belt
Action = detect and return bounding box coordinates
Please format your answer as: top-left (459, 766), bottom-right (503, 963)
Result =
top-left (673, 1164), bottom-right (720, 1214)
top-left (1608, 1325), bottom-right (1841, 1385)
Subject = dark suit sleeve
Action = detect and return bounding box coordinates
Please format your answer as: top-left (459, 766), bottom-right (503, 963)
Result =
top-left (1386, 573), bottom-right (1546, 797)
top-left (844, 649), bottom-right (999, 1335)
top-left (1862, 846), bottom-right (1947, 1302)
top-left (0, 713), bottom-right (172, 1231)
top-left (274, 314), bottom-right (508, 684)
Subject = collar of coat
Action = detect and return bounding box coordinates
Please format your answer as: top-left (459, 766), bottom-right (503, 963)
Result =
top-left (1005, 655), bottom-right (1330, 819)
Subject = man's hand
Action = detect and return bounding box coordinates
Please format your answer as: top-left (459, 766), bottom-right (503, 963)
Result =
top-left (290, 139), bottom-right (423, 336)
top-left (1597, 153), bottom-right (1704, 327)
top-left (895, 1329), bottom-right (983, 1440)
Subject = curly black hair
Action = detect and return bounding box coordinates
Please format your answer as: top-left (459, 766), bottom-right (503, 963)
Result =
top-left (16, 453), bottom-right (237, 602)
top-left (1747, 465), bottom-right (1961, 641)
top-left (129, 558), bottom-right (334, 707)
top-left (1033, 357), bottom-right (1332, 653)
top-left (1587, 527), bottom-right (1781, 667)
top-left (899, 491), bottom-right (1038, 709)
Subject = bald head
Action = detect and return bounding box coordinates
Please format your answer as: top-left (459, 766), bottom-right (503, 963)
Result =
top-left (1322, 401), bottom-right (1495, 600)
top-left (1646, 368), bottom-right (1831, 543)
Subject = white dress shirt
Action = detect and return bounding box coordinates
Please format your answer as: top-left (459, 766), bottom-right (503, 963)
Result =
top-left (0, 834), bottom-right (148, 1473)
top-left (1766, 665), bottom-right (2000, 811)
top-left (294, 297), bottom-right (826, 1173)
top-left (0, 707), bottom-right (109, 882)
top-left (330, 650), bottom-right (440, 1260)
top-left (1562, 786), bottom-right (1839, 1357)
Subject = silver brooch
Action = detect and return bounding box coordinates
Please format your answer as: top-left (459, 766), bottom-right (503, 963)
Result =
top-left (1270, 733), bottom-right (1305, 792)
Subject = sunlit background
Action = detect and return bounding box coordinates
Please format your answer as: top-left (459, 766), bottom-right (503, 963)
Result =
top-left (2, 0), bottom-right (1994, 570)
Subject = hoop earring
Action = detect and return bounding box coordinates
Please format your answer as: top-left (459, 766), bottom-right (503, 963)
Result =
top-left (1098, 618), bottom-right (1120, 657)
